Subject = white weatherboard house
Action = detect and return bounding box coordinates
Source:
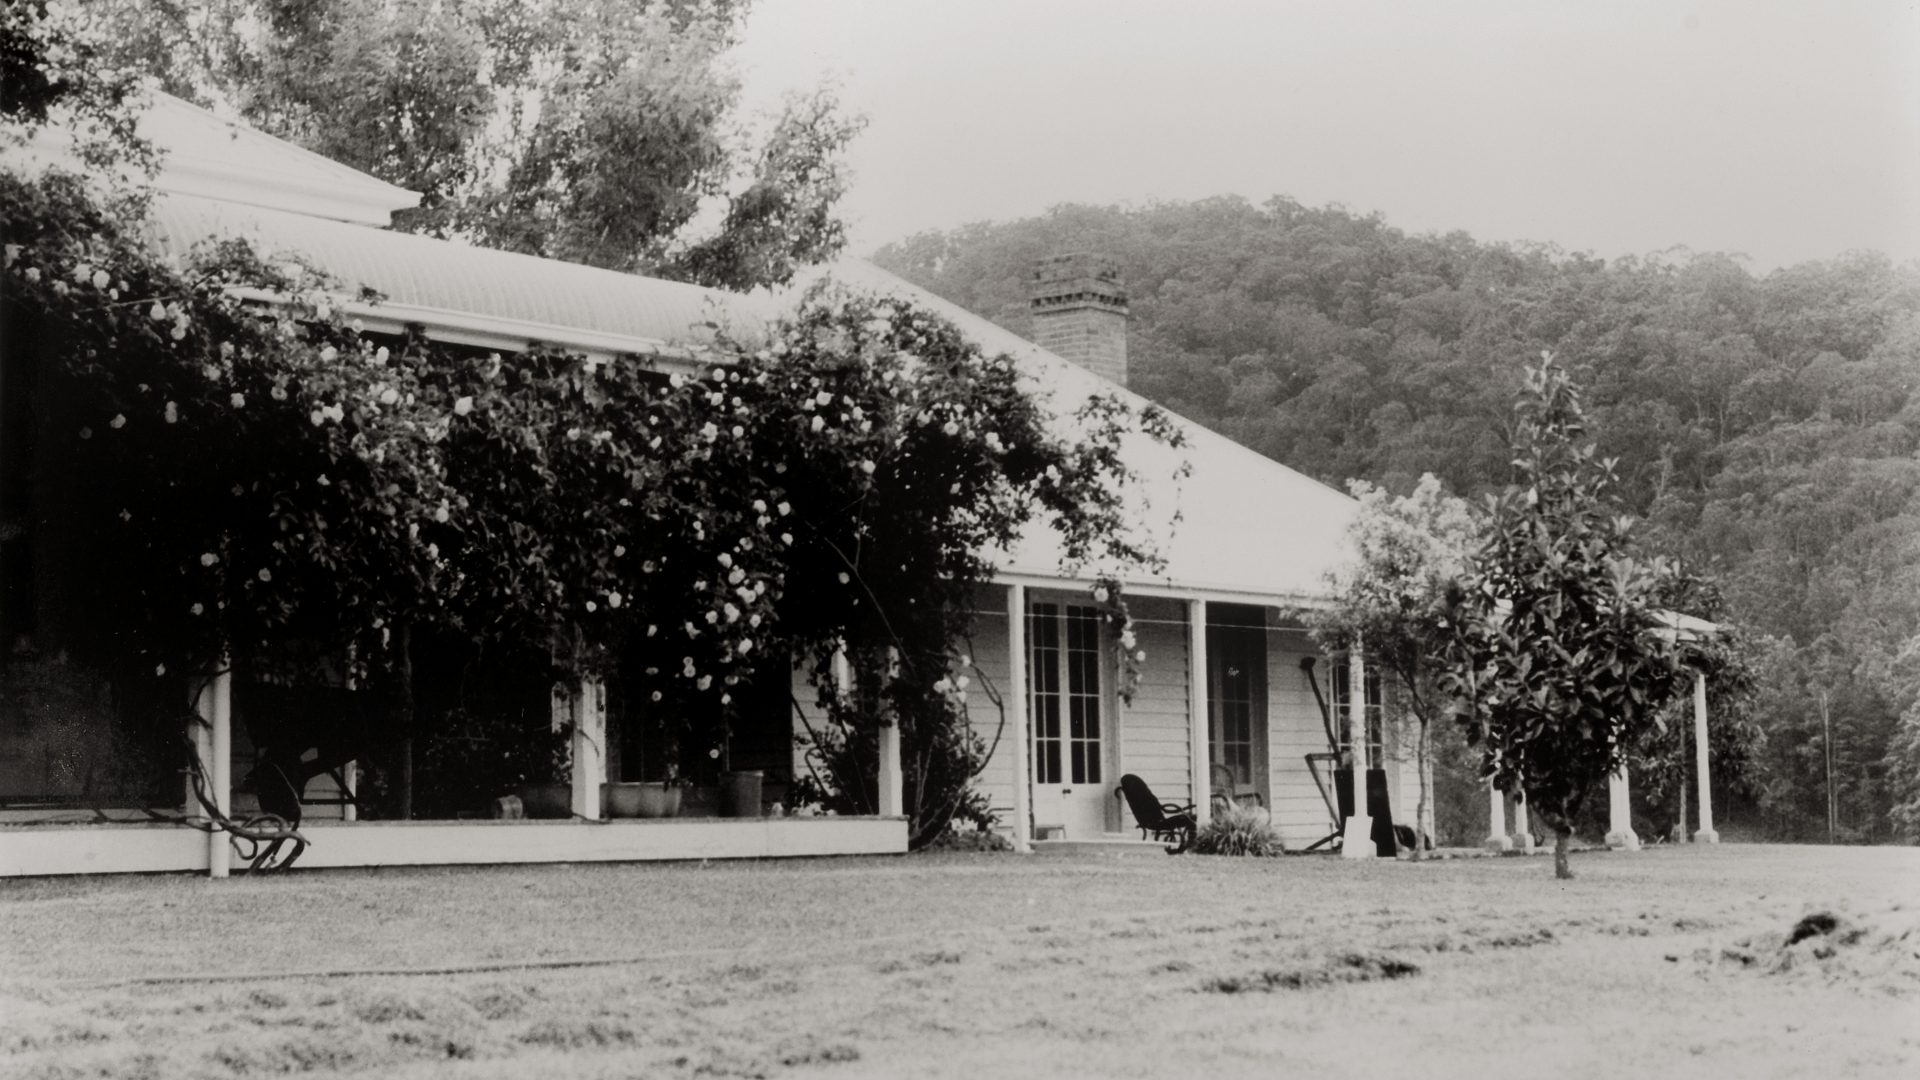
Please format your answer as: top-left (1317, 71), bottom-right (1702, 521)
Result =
top-left (8, 96), bottom-right (1728, 878)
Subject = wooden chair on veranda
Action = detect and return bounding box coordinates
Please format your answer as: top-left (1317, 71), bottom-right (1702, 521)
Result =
top-left (1116, 774), bottom-right (1197, 853)
top-left (1210, 763), bottom-right (1270, 823)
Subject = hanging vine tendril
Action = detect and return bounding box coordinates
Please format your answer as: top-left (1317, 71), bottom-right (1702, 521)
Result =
top-left (180, 714), bottom-right (310, 874)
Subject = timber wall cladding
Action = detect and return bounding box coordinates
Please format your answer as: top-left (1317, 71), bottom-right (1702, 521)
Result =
top-left (1266, 625), bottom-right (1335, 848)
top-left (1117, 596), bottom-right (1194, 829)
top-left (961, 602), bottom-right (1016, 816)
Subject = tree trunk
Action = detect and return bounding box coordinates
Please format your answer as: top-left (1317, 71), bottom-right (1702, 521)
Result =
top-left (1411, 718), bottom-right (1430, 861)
top-left (1553, 825), bottom-right (1574, 879)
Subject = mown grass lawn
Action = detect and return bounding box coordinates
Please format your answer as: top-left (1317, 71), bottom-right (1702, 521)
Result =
top-left (3, 843), bottom-right (1916, 1079)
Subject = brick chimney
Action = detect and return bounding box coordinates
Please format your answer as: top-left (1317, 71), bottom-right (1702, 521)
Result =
top-left (1029, 253), bottom-right (1128, 387)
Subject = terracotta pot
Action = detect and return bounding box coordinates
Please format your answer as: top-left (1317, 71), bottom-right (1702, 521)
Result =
top-left (720, 770), bottom-right (764, 818)
top-left (517, 782), bottom-right (572, 819)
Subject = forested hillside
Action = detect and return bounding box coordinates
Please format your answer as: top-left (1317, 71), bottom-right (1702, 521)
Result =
top-left (874, 197), bottom-right (1920, 843)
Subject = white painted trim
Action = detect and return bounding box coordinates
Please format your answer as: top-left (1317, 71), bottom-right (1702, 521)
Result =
top-left (0, 818), bottom-right (907, 877)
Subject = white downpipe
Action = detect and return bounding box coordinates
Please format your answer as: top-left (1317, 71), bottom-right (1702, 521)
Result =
top-left (1007, 585), bottom-right (1032, 853)
top-left (1187, 599), bottom-right (1211, 828)
top-left (1693, 672), bottom-right (1718, 843)
top-left (342, 761), bottom-right (358, 823)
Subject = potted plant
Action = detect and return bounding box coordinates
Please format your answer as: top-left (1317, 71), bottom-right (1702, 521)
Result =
top-left (713, 732), bottom-right (763, 818)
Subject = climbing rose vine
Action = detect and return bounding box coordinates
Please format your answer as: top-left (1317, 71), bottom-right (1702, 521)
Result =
top-left (4, 159), bottom-right (1187, 842)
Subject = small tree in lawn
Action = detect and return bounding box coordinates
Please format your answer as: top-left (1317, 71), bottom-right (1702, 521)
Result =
top-left (1314, 473), bottom-right (1479, 860)
top-left (1441, 354), bottom-right (1688, 879)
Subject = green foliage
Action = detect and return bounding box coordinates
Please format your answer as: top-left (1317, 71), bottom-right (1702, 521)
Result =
top-left (1, 170), bottom-right (453, 680)
top-left (1440, 356), bottom-right (1690, 876)
top-left (3, 123), bottom-right (1179, 828)
top-left (1312, 473), bottom-right (1479, 858)
top-left (1630, 570), bottom-right (1766, 834)
top-left (877, 197), bottom-right (1920, 843)
top-left (82, 0), bottom-right (863, 289)
top-left (1191, 801), bottom-right (1284, 857)
top-left (1, 2), bottom-right (154, 180)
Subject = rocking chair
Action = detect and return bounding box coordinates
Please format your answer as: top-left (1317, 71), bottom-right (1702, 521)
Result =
top-left (1116, 774), bottom-right (1197, 852)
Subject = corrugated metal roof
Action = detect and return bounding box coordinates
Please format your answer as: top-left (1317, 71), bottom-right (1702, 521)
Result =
top-left (148, 194), bottom-right (778, 358)
top-left (143, 198), bottom-right (1352, 605)
top-left (780, 262), bottom-right (1356, 605)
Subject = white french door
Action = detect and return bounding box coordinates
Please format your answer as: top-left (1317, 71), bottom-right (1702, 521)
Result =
top-left (1029, 601), bottom-right (1109, 837)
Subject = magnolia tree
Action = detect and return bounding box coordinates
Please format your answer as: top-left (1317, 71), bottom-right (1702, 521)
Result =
top-left (1440, 355), bottom-right (1690, 878)
top-left (1313, 473), bottom-right (1479, 860)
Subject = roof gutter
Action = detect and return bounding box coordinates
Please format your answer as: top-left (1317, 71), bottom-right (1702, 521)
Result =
top-left (225, 287), bottom-right (712, 370)
top-left (991, 570), bottom-right (1333, 611)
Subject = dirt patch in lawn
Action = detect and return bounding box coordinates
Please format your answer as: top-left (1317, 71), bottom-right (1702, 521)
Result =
top-left (1200, 950), bottom-right (1422, 993)
top-left (1705, 904), bottom-right (1920, 990)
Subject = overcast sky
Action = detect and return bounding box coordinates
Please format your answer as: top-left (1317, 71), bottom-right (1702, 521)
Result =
top-left (728, 0), bottom-right (1919, 271)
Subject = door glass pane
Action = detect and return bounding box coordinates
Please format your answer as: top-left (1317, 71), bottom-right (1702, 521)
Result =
top-left (1211, 627), bottom-right (1258, 786)
top-left (1030, 603), bottom-right (1062, 784)
top-left (1065, 606), bottom-right (1101, 784)
top-left (1031, 602), bottom-right (1101, 786)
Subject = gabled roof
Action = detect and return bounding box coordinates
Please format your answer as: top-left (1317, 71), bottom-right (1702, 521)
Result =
top-left (781, 263), bottom-right (1357, 606)
top-left (18, 93), bottom-right (420, 226)
top-left (149, 194), bottom-right (776, 361)
top-left (104, 94), bottom-right (1355, 605)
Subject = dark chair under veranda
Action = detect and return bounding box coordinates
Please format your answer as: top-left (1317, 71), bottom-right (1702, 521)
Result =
top-left (1116, 774), bottom-right (1197, 852)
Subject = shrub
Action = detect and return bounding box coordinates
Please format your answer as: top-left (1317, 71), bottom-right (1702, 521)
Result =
top-left (1191, 801), bottom-right (1285, 857)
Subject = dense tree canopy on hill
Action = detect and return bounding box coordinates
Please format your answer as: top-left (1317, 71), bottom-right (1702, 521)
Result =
top-left (875, 196), bottom-right (1920, 843)
top-left (83, 0), bottom-right (862, 290)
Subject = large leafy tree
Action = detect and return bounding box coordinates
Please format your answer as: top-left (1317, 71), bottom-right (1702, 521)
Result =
top-left (1442, 355), bottom-right (1690, 878)
top-left (877, 197), bottom-right (1920, 843)
top-left (84, 0), bottom-right (863, 289)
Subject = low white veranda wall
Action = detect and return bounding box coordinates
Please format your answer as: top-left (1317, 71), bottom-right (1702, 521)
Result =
top-left (0, 816), bottom-right (908, 877)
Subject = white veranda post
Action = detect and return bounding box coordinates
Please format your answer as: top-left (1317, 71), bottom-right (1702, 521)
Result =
top-left (1513, 791), bottom-right (1535, 853)
top-left (1693, 671), bottom-right (1718, 843)
top-left (877, 711), bottom-right (904, 819)
top-left (1006, 584), bottom-right (1033, 853)
top-left (1606, 766), bottom-right (1639, 850)
top-left (1342, 643), bottom-right (1372, 859)
top-left (1187, 599), bottom-right (1211, 828)
top-left (1485, 783), bottom-right (1512, 852)
top-left (569, 678), bottom-right (606, 820)
top-left (191, 665), bottom-right (233, 879)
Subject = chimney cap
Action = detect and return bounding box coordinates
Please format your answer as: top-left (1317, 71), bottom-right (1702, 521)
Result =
top-left (1030, 252), bottom-right (1127, 310)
